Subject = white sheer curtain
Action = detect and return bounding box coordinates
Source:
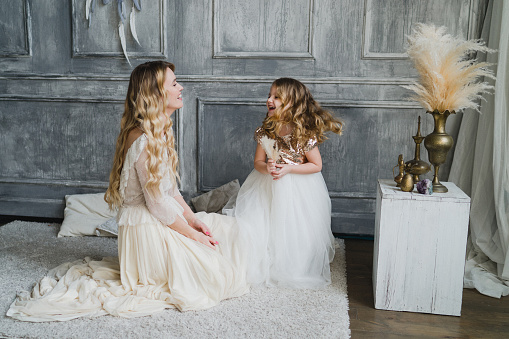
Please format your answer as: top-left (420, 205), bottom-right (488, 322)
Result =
top-left (449, 0), bottom-right (509, 298)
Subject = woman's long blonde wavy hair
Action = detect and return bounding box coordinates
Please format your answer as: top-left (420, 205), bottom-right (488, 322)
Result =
top-left (262, 78), bottom-right (343, 146)
top-left (105, 61), bottom-right (179, 209)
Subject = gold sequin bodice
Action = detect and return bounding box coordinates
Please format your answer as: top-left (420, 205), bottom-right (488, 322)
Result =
top-left (254, 127), bottom-right (317, 165)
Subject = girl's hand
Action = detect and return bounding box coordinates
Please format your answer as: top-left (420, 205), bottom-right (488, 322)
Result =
top-left (271, 163), bottom-right (292, 180)
top-left (266, 159), bottom-right (277, 174)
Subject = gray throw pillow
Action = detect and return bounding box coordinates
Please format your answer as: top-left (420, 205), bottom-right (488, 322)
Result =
top-left (95, 217), bottom-right (118, 237)
top-left (191, 179), bottom-right (240, 213)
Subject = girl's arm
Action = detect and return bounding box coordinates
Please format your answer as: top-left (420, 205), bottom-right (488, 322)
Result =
top-left (271, 146), bottom-right (322, 180)
top-left (254, 144), bottom-right (277, 174)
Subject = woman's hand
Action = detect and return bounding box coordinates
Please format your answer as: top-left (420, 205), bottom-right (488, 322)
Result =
top-left (191, 230), bottom-right (218, 250)
top-left (190, 217), bottom-right (212, 237)
top-left (189, 217), bottom-right (218, 247)
top-left (271, 163), bottom-right (292, 180)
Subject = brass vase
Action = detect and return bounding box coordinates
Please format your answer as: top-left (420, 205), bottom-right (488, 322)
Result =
top-left (424, 110), bottom-right (455, 193)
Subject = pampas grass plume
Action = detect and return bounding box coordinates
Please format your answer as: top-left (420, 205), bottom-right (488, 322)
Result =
top-left (402, 23), bottom-right (495, 113)
top-left (260, 135), bottom-right (280, 160)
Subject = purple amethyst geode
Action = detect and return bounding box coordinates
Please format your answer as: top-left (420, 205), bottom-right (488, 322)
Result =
top-left (416, 179), bottom-right (433, 194)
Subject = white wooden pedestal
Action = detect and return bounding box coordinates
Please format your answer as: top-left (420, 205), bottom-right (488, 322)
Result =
top-left (373, 179), bottom-right (471, 316)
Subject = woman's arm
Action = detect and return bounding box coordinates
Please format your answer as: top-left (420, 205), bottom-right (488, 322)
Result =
top-left (165, 215), bottom-right (217, 249)
top-left (271, 146), bottom-right (322, 180)
top-left (135, 148), bottom-right (217, 249)
top-left (174, 195), bottom-right (196, 224)
top-left (174, 195), bottom-right (215, 240)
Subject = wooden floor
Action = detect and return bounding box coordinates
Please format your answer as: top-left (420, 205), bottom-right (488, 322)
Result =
top-left (345, 239), bottom-right (509, 338)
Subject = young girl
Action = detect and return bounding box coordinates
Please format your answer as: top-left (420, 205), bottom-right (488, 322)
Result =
top-left (234, 77), bottom-right (343, 289)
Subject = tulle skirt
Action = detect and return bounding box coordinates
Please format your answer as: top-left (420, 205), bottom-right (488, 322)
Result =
top-left (233, 170), bottom-right (335, 289)
top-left (7, 208), bottom-right (249, 322)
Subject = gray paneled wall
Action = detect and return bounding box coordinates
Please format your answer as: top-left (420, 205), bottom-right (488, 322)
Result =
top-left (0, 0), bottom-right (488, 235)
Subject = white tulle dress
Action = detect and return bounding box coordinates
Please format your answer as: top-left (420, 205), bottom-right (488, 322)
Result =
top-left (7, 134), bottom-right (249, 322)
top-left (232, 127), bottom-right (335, 289)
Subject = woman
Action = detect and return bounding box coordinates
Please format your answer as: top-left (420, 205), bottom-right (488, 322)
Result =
top-left (7, 61), bottom-right (248, 321)
top-left (105, 60), bottom-right (249, 311)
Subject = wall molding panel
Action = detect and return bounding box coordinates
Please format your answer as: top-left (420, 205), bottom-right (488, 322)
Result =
top-left (196, 97), bottom-right (421, 191)
top-left (0, 95), bottom-right (124, 104)
top-left (0, 74), bottom-right (417, 85)
top-left (362, 0), bottom-right (472, 60)
top-left (0, 0), bottom-right (32, 57)
top-left (71, 0), bottom-right (167, 59)
top-left (0, 177), bottom-right (109, 189)
top-left (197, 98), bottom-right (265, 191)
top-left (213, 0), bottom-right (315, 59)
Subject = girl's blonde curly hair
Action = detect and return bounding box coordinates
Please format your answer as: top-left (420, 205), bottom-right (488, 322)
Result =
top-left (262, 78), bottom-right (343, 146)
top-left (105, 61), bottom-right (179, 209)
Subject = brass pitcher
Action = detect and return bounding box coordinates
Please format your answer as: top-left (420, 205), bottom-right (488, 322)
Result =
top-left (424, 110), bottom-right (455, 193)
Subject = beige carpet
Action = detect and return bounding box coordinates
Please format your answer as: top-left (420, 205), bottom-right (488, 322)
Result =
top-left (0, 221), bottom-right (350, 338)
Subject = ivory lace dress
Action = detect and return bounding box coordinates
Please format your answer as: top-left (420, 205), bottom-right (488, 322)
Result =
top-left (7, 134), bottom-right (249, 322)
top-left (231, 127), bottom-right (335, 289)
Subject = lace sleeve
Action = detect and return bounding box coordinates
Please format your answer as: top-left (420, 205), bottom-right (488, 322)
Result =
top-left (135, 147), bottom-right (179, 226)
top-left (168, 181), bottom-right (182, 198)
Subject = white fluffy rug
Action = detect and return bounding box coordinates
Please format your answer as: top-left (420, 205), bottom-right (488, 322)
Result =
top-left (0, 221), bottom-right (350, 338)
